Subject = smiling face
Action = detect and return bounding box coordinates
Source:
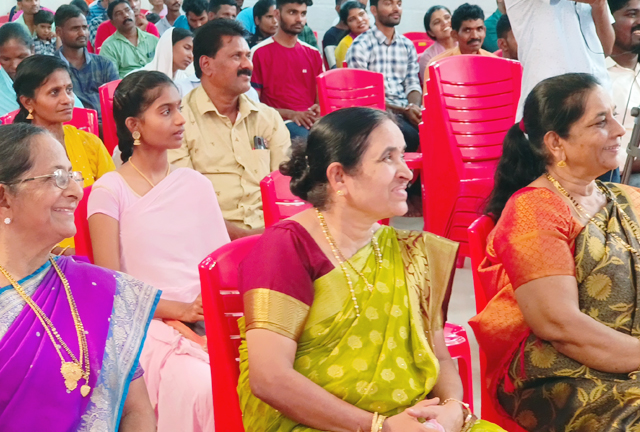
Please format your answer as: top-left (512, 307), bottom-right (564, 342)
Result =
top-left (0, 38), bottom-right (32, 81)
top-left (20, 69), bottom-right (75, 125)
top-left (346, 7), bottom-right (369, 35)
top-left (164, 0), bottom-right (182, 13)
top-left (172, 36), bottom-right (194, 71)
top-left (427, 8), bottom-right (451, 41)
top-left (200, 35), bottom-right (252, 95)
top-left (372, 0), bottom-right (401, 28)
top-left (2, 134), bottom-right (83, 246)
top-left (452, 18), bottom-right (485, 54)
top-left (341, 120), bottom-right (412, 219)
top-left (612, 0), bottom-right (640, 54)
top-left (547, 86), bottom-right (626, 179)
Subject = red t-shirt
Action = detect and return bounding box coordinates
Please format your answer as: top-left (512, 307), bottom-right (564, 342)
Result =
top-left (251, 38), bottom-right (322, 112)
top-left (94, 21), bottom-right (159, 52)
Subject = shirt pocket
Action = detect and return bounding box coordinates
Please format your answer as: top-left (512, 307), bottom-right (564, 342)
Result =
top-left (252, 149), bottom-right (271, 178)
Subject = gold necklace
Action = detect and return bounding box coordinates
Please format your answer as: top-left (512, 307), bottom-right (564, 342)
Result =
top-left (315, 209), bottom-right (382, 318)
top-left (0, 258), bottom-right (91, 396)
top-left (129, 158), bottom-right (171, 188)
top-left (546, 173), bottom-right (600, 220)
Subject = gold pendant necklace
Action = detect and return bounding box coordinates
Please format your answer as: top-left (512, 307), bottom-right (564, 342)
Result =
top-left (0, 258), bottom-right (91, 396)
top-left (315, 208), bottom-right (382, 317)
top-left (546, 173), bottom-right (600, 220)
top-left (129, 157), bottom-right (171, 188)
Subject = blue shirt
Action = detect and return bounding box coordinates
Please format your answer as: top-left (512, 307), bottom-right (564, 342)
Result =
top-left (173, 15), bottom-right (191, 31)
top-left (236, 6), bottom-right (255, 33)
top-left (57, 48), bottom-right (119, 121)
top-left (87, 1), bottom-right (107, 23)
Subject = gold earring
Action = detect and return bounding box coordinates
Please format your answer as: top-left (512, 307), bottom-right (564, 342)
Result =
top-left (132, 131), bottom-right (141, 146)
top-left (557, 160), bottom-right (567, 168)
top-left (26, 109), bottom-right (33, 120)
top-left (336, 190), bottom-right (344, 196)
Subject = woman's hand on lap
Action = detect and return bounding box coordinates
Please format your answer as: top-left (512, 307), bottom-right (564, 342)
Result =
top-left (383, 398), bottom-right (451, 431)
top-left (179, 294), bottom-right (204, 322)
top-left (404, 398), bottom-right (464, 432)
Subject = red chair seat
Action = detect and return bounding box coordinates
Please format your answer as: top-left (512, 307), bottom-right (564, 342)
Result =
top-left (0, 108), bottom-right (99, 136)
top-left (74, 185), bottom-right (94, 263)
top-left (99, 79), bottom-right (121, 155)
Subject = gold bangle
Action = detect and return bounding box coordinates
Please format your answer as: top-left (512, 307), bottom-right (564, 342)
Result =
top-left (371, 412), bottom-right (379, 432)
top-left (441, 398), bottom-right (473, 424)
top-left (375, 414), bottom-right (386, 431)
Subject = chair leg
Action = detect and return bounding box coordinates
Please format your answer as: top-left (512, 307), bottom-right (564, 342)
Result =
top-left (456, 256), bottom-right (465, 268)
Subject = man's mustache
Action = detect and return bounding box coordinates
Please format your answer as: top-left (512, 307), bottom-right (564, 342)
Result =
top-left (237, 69), bottom-right (252, 77)
top-left (467, 38), bottom-right (481, 44)
top-left (632, 25), bottom-right (640, 33)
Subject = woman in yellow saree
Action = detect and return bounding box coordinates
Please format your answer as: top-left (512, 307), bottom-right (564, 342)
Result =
top-left (470, 73), bottom-right (640, 431)
top-left (237, 107), bottom-right (505, 432)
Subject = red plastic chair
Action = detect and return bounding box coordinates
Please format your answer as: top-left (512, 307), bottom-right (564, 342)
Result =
top-left (0, 108), bottom-right (99, 136)
top-left (199, 235), bottom-right (260, 432)
top-left (74, 185), bottom-right (94, 263)
top-left (316, 69), bottom-right (422, 170)
top-left (99, 79), bottom-right (121, 155)
top-left (421, 56), bottom-right (522, 263)
top-left (260, 170), bottom-right (312, 227)
top-left (0, 15), bottom-right (9, 26)
top-left (468, 216), bottom-right (527, 432)
top-left (403, 32), bottom-right (434, 55)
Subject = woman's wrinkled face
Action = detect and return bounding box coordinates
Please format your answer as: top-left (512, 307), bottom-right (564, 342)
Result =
top-left (428, 8), bottom-right (451, 41)
top-left (346, 8), bottom-right (369, 35)
top-left (342, 120), bottom-right (413, 219)
top-left (555, 86), bottom-right (626, 178)
top-left (132, 84), bottom-right (186, 151)
top-left (3, 134), bottom-right (82, 246)
top-left (172, 36), bottom-right (194, 71)
top-left (22, 69), bottom-right (74, 125)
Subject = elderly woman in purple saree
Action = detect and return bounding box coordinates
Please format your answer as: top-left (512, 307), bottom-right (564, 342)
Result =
top-left (0, 123), bottom-right (159, 432)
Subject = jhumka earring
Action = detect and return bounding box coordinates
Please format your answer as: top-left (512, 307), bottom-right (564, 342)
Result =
top-left (132, 131), bottom-right (141, 146)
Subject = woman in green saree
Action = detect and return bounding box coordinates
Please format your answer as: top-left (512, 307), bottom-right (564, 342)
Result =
top-left (236, 107), bottom-right (504, 432)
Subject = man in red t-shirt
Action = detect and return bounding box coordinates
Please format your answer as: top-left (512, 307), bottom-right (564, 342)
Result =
top-left (250, 0), bottom-right (322, 139)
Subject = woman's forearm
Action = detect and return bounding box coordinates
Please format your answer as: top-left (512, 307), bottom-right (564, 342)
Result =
top-left (251, 366), bottom-right (373, 432)
top-left (119, 379), bottom-right (156, 432)
top-left (153, 298), bottom-right (186, 320)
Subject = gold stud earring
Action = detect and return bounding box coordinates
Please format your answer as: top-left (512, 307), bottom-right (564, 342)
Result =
top-left (26, 110), bottom-right (33, 120)
top-left (132, 131), bottom-right (141, 146)
top-left (557, 160), bottom-right (567, 168)
top-left (336, 190), bottom-right (344, 196)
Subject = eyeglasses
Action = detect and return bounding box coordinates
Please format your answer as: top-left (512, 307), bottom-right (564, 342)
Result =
top-left (4, 169), bottom-right (84, 190)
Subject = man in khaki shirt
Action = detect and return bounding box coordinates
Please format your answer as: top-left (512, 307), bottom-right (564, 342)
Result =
top-left (168, 19), bottom-right (291, 239)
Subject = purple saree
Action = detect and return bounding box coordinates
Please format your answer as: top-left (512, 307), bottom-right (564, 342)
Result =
top-left (0, 256), bottom-right (159, 432)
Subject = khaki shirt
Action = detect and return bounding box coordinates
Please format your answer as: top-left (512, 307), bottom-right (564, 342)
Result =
top-left (168, 86), bottom-right (291, 229)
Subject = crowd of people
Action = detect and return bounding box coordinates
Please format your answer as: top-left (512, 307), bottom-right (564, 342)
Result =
top-left (3, 0), bottom-right (640, 431)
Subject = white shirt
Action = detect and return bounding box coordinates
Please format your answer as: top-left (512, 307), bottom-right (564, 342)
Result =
top-left (506, 0), bottom-right (614, 119)
top-left (607, 56), bottom-right (640, 168)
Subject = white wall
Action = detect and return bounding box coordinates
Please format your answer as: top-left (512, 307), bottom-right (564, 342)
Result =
top-left (5, 0), bottom-right (499, 36)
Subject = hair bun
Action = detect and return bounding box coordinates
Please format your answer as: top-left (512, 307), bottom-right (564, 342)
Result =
top-left (279, 139), bottom-right (312, 201)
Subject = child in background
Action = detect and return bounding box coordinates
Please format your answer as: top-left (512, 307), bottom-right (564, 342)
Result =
top-left (33, 10), bottom-right (56, 56)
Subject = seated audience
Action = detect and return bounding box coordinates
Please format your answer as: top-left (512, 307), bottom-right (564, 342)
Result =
top-left (237, 107), bottom-right (505, 432)
top-left (0, 23), bottom-right (83, 118)
top-left (32, 10), bottom-right (55, 56)
top-left (173, 0), bottom-right (209, 31)
top-left (71, 0), bottom-right (90, 16)
top-left (88, 0), bottom-right (109, 22)
top-left (251, 0), bottom-right (322, 140)
top-left (209, 0), bottom-right (239, 19)
top-left (607, 0), bottom-right (640, 174)
top-left (469, 73), bottom-right (640, 432)
top-left (425, 3), bottom-right (497, 85)
top-left (88, 0), bottom-right (112, 48)
top-left (94, 0), bottom-right (160, 52)
top-left (9, 1), bottom-right (20, 22)
top-left (148, 0), bottom-right (168, 18)
top-left (55, 5), bottom-right (119, 123)
top-left (155, 0), bottom-right (183, 35)
top-left (334, 1), bottom-right (369, 67)
top-left (100, 0), bottom-right (159, 78)
top-left (169, 20), bottom-right (291, 238)
top-left (146, 12), bottom-right (161, 23)
top-left (139, 27), bottom-right (194, 81)
top-left (482, 0), bottom-right (504, 53)
top-left (346, 0), bottom-right (421, 152)
top-left (419, 6), bottom-right (456, 84)
top-left (12, 0), bottom-right (43, 36)
top-left (496, 14), bottom-right (517, 60)
top-left (0, 122), bottom-right (158, 432)
top-left (13, 55), bottom-right (115, 250)
top-left (322, 0), bottom-right (349, 53)
top-left (246, 0), bottom-right (278, 48)
top-left (89, 70), bottom-right (228, 432)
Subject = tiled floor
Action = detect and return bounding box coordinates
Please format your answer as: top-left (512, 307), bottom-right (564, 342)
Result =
top-left (392, 217), bottom-right (483, 411)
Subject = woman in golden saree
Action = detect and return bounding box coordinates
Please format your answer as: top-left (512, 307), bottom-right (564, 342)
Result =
top-left (237, 107), bottom-right (505, 432)
top-left (470, 73), bottom-right (640, 431)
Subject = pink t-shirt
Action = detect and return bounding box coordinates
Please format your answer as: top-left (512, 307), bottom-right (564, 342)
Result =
top-left (250, 38), bottom-right (323, 112)
top-left (419, 41), bottom-right (456, 84)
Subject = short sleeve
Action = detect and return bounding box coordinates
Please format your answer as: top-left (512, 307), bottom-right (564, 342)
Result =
top-left (87, 178), bottom-right (122, 221)
top-left (250, 47), bottom-right (264, 90)
top-left (493, 188), bottom-right (580, 289)
top-left (238, 222), bottom-right (331, 340)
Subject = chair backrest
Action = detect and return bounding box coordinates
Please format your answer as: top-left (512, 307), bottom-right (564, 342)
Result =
top-left (74, 185), bottom-right (94, 263)
top-left (467, 215), bottom-right (495, 313)
top-left (422, 56), bottom-right (521, 241)
top-left (0, 108), bottom-right (99, 136)
top-left (403, 32), bottom-right (434, 55)
top-left (99, 79), bottom-right (121, 155)
top-left (199, 236), bottom-right (261, 432)
top-left (493, 49), bottom-right (503, 57)
top-left (260, 170), bottom-right (312, 228)
top-left (316, 69), bottom-right (386, 115)
top-left (0, 15), bottom-right (9, 25)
